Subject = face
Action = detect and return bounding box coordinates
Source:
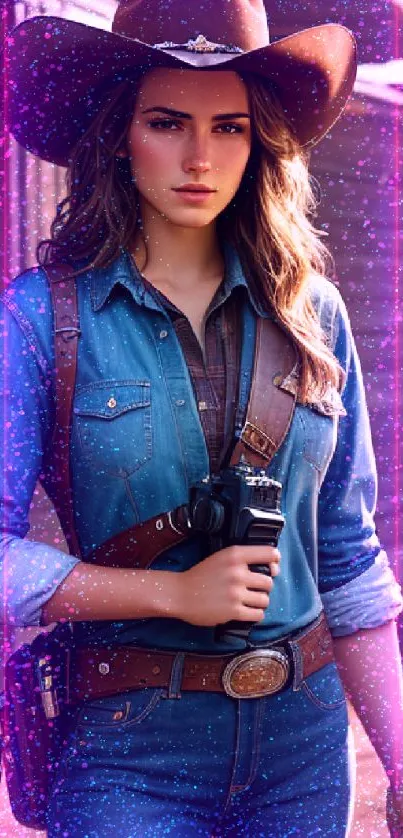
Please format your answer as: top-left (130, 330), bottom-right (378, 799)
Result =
top-left (124, 68), bottom-right (252, 230)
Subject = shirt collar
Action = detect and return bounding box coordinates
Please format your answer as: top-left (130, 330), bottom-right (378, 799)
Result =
top-left (89, 243), bottom-right (266, 317)
top-left (90, 249), bottom-right (145, 312)
top-left (222, 243), bottom-right (266, 316)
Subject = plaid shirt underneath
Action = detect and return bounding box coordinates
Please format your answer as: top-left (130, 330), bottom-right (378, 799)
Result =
top-left (142, 278), bottom-right (242, 475)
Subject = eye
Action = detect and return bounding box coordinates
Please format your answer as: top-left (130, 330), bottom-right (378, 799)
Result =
top-left (214, 123), bottom-right (245, 134)
top-left (148, 118), bottom-right (182, 131)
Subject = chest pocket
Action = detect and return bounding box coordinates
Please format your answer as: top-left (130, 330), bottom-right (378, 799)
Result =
top-left (279, 370), bottom-right (346, 473)
top-left (295, 386), bottom-right (345, 473)
top-left (74, 380), bottom-right (152, 477)
top-left (297, 406), bottom-right (337, 473)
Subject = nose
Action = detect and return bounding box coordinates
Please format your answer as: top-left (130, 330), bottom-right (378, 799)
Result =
top-left (182, 131), bottom-right (212, 176)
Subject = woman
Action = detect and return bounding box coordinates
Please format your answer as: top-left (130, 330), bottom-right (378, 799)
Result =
top-left (2, 1), bottom-right (403, 835)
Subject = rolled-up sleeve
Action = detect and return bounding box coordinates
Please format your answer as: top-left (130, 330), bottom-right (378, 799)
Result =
top-left (316, 290), bottom-right (402, 634)
top-left (0, 294), bottom-right (80, 626)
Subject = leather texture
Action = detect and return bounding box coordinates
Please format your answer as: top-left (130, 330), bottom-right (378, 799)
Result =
top-left (69, 613), bottom-right (333, 702)
top-left (43, 264), bottom-right (82, 558)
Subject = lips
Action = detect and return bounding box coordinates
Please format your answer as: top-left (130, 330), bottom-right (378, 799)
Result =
top-left (173, 184), bottom-right (216, 193)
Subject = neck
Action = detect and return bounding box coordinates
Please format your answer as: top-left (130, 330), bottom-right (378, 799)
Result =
top-left (132, 202), bottom-right (224, 291)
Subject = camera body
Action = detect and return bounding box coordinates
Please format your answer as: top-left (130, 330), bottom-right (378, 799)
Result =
top-left (188, 461), bottom-right (284, 642)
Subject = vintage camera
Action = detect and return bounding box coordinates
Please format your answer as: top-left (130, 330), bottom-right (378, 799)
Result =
top-left (188, 461), bottom-right (284, 643)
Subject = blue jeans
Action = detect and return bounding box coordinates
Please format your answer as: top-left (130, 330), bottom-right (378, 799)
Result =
top-left (47, 662), bottom-right (351, 837)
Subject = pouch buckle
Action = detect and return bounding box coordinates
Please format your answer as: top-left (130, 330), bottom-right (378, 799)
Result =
top-left (222, 649), bottom-right (290, 699)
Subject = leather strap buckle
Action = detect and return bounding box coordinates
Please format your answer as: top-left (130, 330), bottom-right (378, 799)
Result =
top-left (240, 421), bottom-right (276, 460)
top-left (222, 648), bottom-right (290, 699)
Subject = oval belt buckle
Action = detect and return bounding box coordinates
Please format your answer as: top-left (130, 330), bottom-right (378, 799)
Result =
top-left (222, 649), bottom-right (290, 699)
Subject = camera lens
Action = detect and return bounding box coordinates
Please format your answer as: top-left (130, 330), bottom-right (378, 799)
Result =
top-left (191, 497), bottom-right (225, 533)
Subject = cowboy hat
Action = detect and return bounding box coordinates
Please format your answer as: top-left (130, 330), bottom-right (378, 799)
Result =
top-left (7, 0), bottom-right (357, 167)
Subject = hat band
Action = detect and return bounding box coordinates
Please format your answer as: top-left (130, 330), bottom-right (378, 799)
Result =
top-left (154, 33), bottom-right (244, 54)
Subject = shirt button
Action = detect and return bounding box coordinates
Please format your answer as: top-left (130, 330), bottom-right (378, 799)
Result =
top-left (175, 399), bottom-right (185, 407)
top-left (159, 329), bottom-right (168, 339)
top-left (198, 401), bottom-right (208, 411)
top-left (107, 397), bottom-right (117, 409)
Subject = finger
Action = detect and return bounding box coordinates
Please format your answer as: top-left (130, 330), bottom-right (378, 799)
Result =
top-left (237, 606), bottom-right (266, 623)
top-left (270, 562), bottom-right (280, 577)
top-left (244, 591), bottom-right (270, 610)
top-left (244, 547), bottom-right (281, 565)
top-left (246, 573), bottom-right (273, 592)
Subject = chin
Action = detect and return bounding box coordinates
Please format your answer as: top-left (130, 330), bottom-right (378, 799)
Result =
top-left (162, 210), bottom-right (219, 229)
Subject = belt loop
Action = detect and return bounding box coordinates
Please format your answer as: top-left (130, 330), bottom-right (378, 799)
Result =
top-left (168, 653), bottom-right (185, 699)
top-left (289, 641), bottom-right (304, 690)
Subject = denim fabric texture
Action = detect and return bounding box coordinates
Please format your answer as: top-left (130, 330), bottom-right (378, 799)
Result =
top-left (0, 244), bottom-right (401, 645)
top-left (46, 662), bottom-right (351, 837)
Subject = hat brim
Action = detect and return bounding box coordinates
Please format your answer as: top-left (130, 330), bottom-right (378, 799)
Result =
top-left (8, 16), bottom-right (357, 167)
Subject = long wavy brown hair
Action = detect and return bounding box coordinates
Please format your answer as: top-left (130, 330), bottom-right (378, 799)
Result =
top-left (37, 71), bottom-right (343, 401)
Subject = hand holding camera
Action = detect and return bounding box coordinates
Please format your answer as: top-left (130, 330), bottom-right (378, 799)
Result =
top-left (177, 542), bottom-right (280, 629)
top-left (178, 462), bottom-right (284, 642)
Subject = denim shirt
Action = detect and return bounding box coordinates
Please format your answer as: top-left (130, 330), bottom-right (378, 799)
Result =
top-left (0, 246), bottom-right (401, 650)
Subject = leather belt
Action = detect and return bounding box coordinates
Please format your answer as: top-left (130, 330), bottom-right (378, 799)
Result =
top-left (69, 613), bottom-right (334, 702)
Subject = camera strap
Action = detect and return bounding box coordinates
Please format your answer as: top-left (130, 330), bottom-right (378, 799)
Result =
top-left (42, 263), bottom-right (83, 559)
top-left (229, 315), bottom-right (297, 468)
top-left (44, 269), bottom-right (297, 568)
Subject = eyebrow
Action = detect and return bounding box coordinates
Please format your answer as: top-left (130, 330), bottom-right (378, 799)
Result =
top-left (141, 106), bottom-right (251, 120)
